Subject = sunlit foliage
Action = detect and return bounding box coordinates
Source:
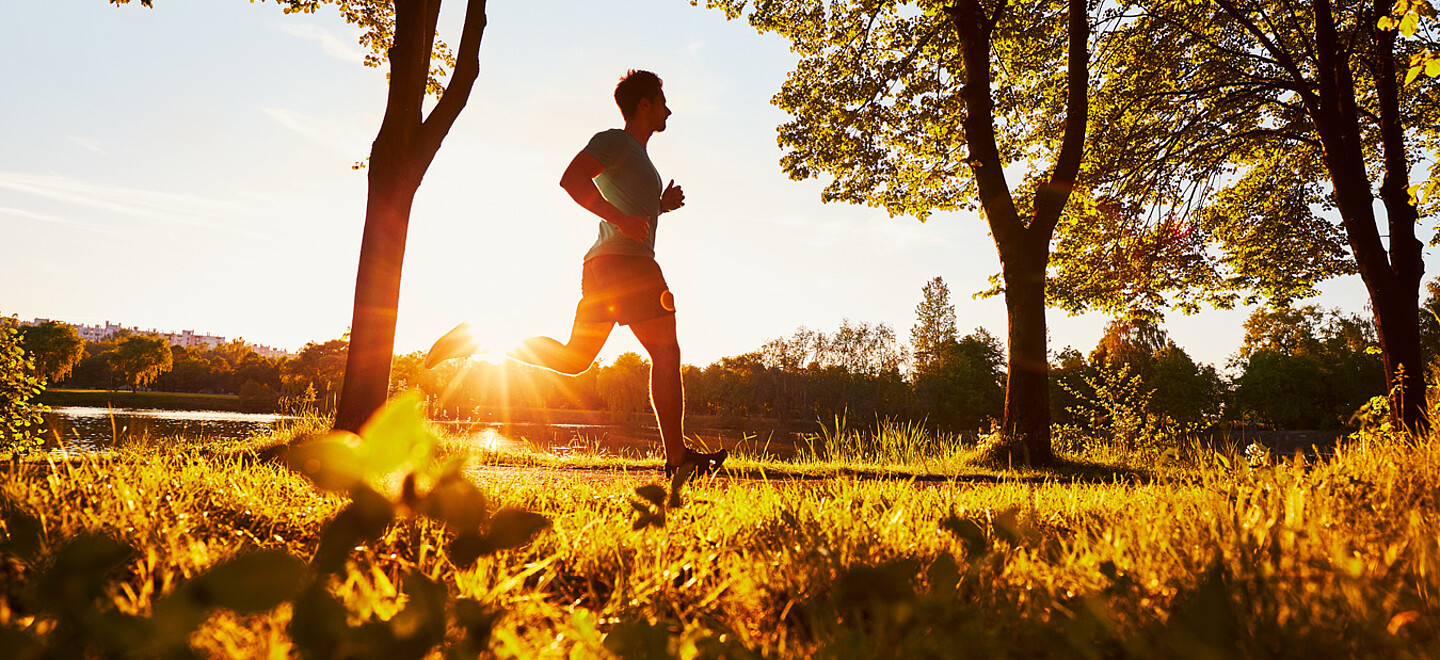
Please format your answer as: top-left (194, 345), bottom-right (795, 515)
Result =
top-left (0, 319), bottom-right (46, 451)
top-left (16, 322), bottom-right (84, 385)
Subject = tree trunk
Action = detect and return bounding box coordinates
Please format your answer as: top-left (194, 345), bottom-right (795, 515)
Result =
top-left (332, 0), bottom-right (489, 433)
top-left (999, 236), bottom-right (1054, 465)
top-left (1371, 0), bottom-right (1427, 432)
top-left (1308, 0), bottom-right (1426, 433)
top-left (333, 169), bottom-right (421, 432)
top-left (947, 0), bottom-right (1087, 466)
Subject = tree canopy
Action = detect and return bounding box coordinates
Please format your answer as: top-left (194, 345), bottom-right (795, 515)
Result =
top-left (700, 0), bottom-right (1094, 465)
top-left (19, 322), bottom-right (85, 385)
top-left (112, 335), bottom-right (174, 392)
top-left (1065, 0), bottom-right (1440, 430)
top-left (911, 276), bottom-right (959, 376)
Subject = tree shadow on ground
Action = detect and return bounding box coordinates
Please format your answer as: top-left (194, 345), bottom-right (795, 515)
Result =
top-left (541, 456), bottom-right (1160, 486)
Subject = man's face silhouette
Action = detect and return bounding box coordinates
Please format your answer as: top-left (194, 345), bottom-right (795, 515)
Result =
top-left (640, 91), bottom-right (671, 133)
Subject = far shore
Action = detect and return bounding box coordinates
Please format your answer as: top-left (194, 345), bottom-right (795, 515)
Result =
top-left (37, 388), bottom-right (249, 412)
top-left (36, 388), bottom-right (816, 434)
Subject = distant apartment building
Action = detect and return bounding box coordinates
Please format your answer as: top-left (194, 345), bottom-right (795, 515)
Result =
top-left (20, 318), bottom-right (292, 358)
top-left (249, 344), bottom-right (291, 359)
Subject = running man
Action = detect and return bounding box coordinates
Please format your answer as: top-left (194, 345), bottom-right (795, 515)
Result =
top-left (428, 70), bottom-right (725, 478)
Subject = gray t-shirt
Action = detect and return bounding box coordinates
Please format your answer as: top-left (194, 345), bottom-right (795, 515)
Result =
top-left (581, 128), bottom-right (663, 261)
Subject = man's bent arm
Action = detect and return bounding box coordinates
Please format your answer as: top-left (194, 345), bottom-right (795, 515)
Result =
top-left (560, 152), bottom-right (649, 242)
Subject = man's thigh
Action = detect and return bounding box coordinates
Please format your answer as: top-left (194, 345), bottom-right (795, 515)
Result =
top-left (629, 313), bottom-right (679, 362)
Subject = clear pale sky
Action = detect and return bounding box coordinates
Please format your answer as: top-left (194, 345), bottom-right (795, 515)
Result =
top-left (0, 0), bottom-right (1399, 372)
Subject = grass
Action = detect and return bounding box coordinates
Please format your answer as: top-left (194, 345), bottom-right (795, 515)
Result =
top-left (2, 410), bottom-right (1438, 657)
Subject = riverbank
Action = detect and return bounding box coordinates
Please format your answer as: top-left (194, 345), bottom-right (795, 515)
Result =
top-left (35, 388), bottom-right (248, 412)
top-left (34, 389), bottom-right (819, 434)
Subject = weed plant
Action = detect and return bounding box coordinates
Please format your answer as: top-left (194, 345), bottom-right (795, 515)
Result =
top-left (2, 397), bottom-right (1438, 657)
top-left (797, 414), bottom-right (964, 470)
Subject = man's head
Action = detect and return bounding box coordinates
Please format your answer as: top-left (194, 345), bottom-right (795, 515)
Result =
top-left (615, 69), bottom-right (669, 131)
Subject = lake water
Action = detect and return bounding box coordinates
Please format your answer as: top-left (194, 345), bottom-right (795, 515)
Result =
top-left (39, 407), bottom-right (802, 459)
top-left (40, 407), bottom-right (290, 451)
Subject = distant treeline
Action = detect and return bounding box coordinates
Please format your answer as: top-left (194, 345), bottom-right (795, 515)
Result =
top-left (23, 274), bottom-right (1440, 433)
top-left (27, 327), bottom-right (347, 414)
top-left (402, 305), bottom-right (1400, 436)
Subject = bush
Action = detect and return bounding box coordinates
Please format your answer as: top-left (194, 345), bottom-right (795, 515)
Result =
top-left (238, 379), bottom-right (280, 413)
top-left (0, 322), bottom-right (47, 454)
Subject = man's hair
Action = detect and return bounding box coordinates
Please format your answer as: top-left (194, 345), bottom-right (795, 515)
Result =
top-left (615, 70), bottom-right (663, 120)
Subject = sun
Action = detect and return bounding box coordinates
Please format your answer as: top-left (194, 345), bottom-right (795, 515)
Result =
top-left (422, 320), bottom-right (528, 369)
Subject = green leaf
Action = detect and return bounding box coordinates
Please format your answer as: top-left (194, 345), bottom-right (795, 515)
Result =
top-left (634, 484), bottom-right (666, 506)
top-left (449, 509), bottom-right (550, 564)
top-left (283, 433), bottom-right (365, 492)
top-left (940, 515), bottom-right (989, 557)
top-left (184, 549), bottom-right (308, 613)
top-left (453, 598), bottom-right (502, 652)
top-left (484, 508), bottom-right (551, 552)
top-left (993, 508), bottom-right (1022, 545)
top-left (1162, 561), bottom-right (1239, 657)
top-left (448, 532), bottom-right (488, 567)
top-left (288, 584), bottom-right (350, 660)
top-left (0, 627), bottom-right (40, 659)
top-left (1401, 11), bottom-right (1420, 37)
top-left (603, 617), bottom-right (672, 660)
top-left (312, 484), bottom-right (395, 574)
top-left (0, 503), bottom-right (45, 562)
top-left (387, 575), bottom-right (448, 657)
top-left (421, 468), bottom-right (488, 532)
top-left (34, 533), bottom-right (134, 615)
top-left (926, 554), bottom-right (961, 593)
top-left (357, 390), bottom-right (437, 476)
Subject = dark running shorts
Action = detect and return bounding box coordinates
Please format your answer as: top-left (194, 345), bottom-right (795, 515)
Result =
top-left (576, 255), bottom-right (676, 326)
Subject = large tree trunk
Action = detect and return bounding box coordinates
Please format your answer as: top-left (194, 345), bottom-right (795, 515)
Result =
top-left (1371, 0), bottom-right (1427, 432)
top-left (999, 236), bottom-right (1054, 465)
top-left (334, 168), bottom-right (421, 432)
top-left (947, 0), bottom-right (1087, 466)
top-left (1308, 0), bottom-right (1426, 434)
top-left (333, 0), bottom-right (489, 433)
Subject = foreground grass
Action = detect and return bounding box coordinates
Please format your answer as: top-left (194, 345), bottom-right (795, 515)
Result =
top-left (2, 421), bottom-right (1438, 657)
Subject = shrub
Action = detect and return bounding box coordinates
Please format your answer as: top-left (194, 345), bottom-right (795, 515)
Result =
top-left (0, 322), bottom-right (47, 455)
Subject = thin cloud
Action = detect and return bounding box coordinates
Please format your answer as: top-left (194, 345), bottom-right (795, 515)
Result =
top-left (261, 107), bottom-right (368, 153)
top-left (0, 206), bottom-right (120, 236)
top-left (69, 136), bottom-right (105, 154)
top-left (278, 23), bottom-right (366, 64)
top-left (0, 171), bottom-right (248, 235)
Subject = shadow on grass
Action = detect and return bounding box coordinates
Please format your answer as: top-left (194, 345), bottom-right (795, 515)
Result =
top-left (450, 451), bottom-right (1160, 487)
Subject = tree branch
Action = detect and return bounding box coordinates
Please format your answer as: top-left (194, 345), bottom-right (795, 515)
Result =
top-left (376, 0), bottom-right (437, 160)
top-left (1033, 0), bottom-right (1089, 235)
top-left (422, 0), bottom-right (488, 154)
top-left (1212, 0), bottom-right (1321, 113)
top-left (944, 0), bottom-right (1021, 242)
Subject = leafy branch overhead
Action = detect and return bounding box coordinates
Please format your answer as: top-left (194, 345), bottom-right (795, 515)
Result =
top-left (1379, 0), bottom-right (1440, 83)
top-left (696, 0), bottom-right (1083, 222)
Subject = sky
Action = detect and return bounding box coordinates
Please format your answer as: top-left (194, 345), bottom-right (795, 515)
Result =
top-left (0, 0), bottom-right (1405, 373)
